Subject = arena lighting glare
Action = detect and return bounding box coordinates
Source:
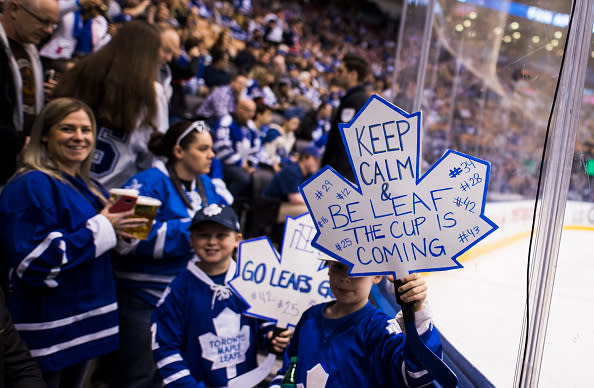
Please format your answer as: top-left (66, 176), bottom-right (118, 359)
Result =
top-left (468, 11), bottom-right (477, 20)
top-left (510, 21), bottom-right (520, 30)
top-left (531, 36), bottom-right (540, 44)
top-left (463, 19), bottom-right (471, 27)
top-left (554, 31), bottom-right (563, 39)
top-left (456, 0), bottom-right (570, 28)
top-left (455, 24), bottom-right (464, 32)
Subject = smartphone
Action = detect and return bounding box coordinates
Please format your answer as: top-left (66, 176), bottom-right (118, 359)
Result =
top-left (108, 195), bottom-right (137, 213)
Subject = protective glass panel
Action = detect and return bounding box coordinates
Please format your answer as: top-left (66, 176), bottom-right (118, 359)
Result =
top-left (389, 1), bottom-right (574, 386)
top-left (539, 26), bottom-right (594, 388)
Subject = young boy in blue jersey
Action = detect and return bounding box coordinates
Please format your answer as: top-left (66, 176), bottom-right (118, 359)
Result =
top-left (151, 204), bottom-right (291, 387)
top-left (270, 260), bottom-right (442, 387)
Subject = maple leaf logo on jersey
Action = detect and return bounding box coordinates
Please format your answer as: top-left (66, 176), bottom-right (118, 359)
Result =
top-left (198, 308), bottom-right (250, 379)
top-left (385, 318), bottom-right (401, 335)
top-left (297, 363), bottom-right (329, 388)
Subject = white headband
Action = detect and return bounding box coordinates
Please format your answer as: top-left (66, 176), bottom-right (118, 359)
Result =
top-left (175, 121), bottom-right (207, 146)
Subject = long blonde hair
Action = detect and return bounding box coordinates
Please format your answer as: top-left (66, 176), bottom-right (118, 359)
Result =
top-left (18, 98), bottom-right (106, 200)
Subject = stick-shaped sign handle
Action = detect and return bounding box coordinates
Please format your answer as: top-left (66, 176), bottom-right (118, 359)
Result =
top-left (394, 280), bottom-right (458, 388)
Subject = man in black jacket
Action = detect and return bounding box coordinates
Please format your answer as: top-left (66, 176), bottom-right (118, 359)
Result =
top-left (321, 52), bottom-right (370, 182)
top-left (0, 0), bottom-right (59, 185)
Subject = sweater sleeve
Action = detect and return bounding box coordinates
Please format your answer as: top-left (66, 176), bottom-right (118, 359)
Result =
top-left (374, 308), bottom-right (442, 387)
top-left (152, 282), bottom-right (205, 388)
top-left (0, 174), bottom-right (116, 289)
top-left (133, 217), bottom-right (193, 260)
top-left (213, 115), bottom-right (241, 166)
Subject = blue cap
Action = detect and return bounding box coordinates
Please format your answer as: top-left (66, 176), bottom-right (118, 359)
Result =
top-left (301, 145), bottom-right (321, 159)
top-left (188, 204), bottom-right (240, 232)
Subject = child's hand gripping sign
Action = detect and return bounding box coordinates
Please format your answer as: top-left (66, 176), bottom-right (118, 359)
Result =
top-left (228, 213), bottom-right (334, 330)
top-left (299, 94), bottom-right (499, 388)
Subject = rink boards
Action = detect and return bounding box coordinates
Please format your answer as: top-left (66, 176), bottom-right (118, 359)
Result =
top-left (425, 200), bottom-right (594, 387)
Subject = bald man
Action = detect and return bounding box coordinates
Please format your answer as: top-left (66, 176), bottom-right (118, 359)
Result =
top-left (0, 0), bottom-right (59, 184)
top-left (212, 98), bottom-right (269, 197)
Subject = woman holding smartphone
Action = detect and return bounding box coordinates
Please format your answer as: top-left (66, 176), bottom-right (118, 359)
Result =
top-left (0, 98), bottom-right (145, 388)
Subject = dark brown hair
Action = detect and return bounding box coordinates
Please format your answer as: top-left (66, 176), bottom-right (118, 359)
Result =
top-left (54, 21), bottom-right (160, 133)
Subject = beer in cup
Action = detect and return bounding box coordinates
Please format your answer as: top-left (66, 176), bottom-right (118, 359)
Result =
top-left (108, 189), bottom-right (161, 240)
top-left (125, 195), bottom-right (161, 240)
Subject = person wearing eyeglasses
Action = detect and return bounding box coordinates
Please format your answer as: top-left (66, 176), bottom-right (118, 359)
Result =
top-left (0, 0), bottom-right (59, 186)
top-left (102, 120), bottom-right (229, 388)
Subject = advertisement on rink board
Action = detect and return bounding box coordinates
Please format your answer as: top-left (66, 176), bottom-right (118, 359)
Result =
top-left (299, 94), bottom-right (498, 280)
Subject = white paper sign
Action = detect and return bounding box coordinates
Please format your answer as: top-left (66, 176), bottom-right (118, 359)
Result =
top-left (229, 213), bottom-right (334, 329)
top-left (299, 94), bottom-right (498, 279)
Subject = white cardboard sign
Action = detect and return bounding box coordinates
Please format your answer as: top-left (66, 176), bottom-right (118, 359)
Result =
top-left (229, 213), bottom-right (334, 329)
top-left (299, 95), bottom-right (498, 279)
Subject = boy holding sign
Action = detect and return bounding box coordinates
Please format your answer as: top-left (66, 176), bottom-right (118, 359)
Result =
top-left (269, 261), bottom-right (441, 387)
top-left (151, 204), bottom-right (291, 387)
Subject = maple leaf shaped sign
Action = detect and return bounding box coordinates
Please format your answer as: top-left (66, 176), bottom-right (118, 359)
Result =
top-left (299, 94), bottom-right (498, 279)
top-left (228, 213), bottom-right (334, 329)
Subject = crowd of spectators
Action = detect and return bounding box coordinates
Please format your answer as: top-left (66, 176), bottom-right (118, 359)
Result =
top-left (1, 0), bottom-right (593, 385)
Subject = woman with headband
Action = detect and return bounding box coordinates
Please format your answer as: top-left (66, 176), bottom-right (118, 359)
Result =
top-left (103, 120), bottom-right (229, 388)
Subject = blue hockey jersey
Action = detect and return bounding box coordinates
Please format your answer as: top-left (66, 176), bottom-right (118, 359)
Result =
top-left (113, 161), bottom-right (227, 306)
top-left (152, 259), bottom-right (271, 387)
top-left (0, 170), bottom-right (119, 372)
top-left (270, 302), bottom-right (442, 388)
top-left (212, 114), bottom-right (269, 167)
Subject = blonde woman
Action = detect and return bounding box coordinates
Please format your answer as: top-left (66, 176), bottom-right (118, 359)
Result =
top-left (0, 98), bottom-right (145, 388)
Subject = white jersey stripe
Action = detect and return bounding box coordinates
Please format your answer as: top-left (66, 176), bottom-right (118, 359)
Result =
top-left (15, 302), bottom-right (118, 331)
top-left (163, 369), bottom-right (190, 385)
top-left (154, 222), bottom-right (167, 259)
top-left (17, 231), bottom-right (63, 278)
top-left (114, 271), bottom-right (175, 284)
top-left (29, 326), bottom-right (119, 357)
top-left (156, 353), bottom-right (183, 369)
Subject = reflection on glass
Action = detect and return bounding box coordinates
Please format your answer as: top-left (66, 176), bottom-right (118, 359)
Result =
top-left (388, 0), bottom-right (581, 386)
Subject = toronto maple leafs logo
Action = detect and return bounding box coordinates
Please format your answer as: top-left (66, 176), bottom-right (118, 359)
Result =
top-left (296, 363), bottom-right (329, 388)
top-left (198, 308), bottom-right (250, 379)
top-left (300, 94), bottom-right (497, 279)
top-left (203, 203), bottom-right (223, 217)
